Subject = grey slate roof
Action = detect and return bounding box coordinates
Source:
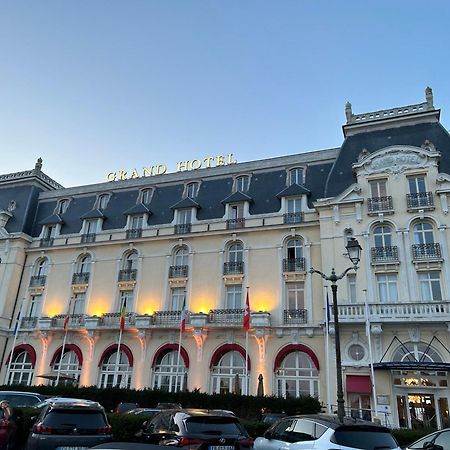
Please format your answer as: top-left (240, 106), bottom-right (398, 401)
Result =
top-left (170, 197), bottom-right (201, 210)
top-left (123, 203), bottom-right (151, 215)
top-left (39, 214), bottom-right (64, 225)
top-left (277, 183), bottom-right (311, 198)
top-left (221, 191), bottom-right (253, 204)
top-left (80, 209), bottom-right (106, 220)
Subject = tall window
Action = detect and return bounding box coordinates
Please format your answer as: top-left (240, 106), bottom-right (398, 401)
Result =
top-left (29, 295), bottom-right (42, 317)
top-left (210, 351), bottom-right (246, 395)
top-left (408, 175), bottom-right (427, 194)
top-left (97, 194), bottom-right (109, 210)
top-left (370, 180), bottom-right (387, 198)
top-left (78, 255), bottom-right (91, 274)
top-left (141, 189), bottom-right (153, 204)
top-left (98, 350), bottom-right (132, 388)
top-left (185, 182), bottom-right (199, 198)
top-left (119, 290), bottom-right (133, 312)
top-left (177, 209), bottom-right (192, 225)
top-left (123, 251), bottom-right (138, 271)
top-left (235, 176), bottom-right (249, 192)
top-left (130, 215), bottom-right (144, 230)
top-left (57, 199), bottom-right (69, 214)
top-left (414, 222), bottom-right (435, 244)
top-left (347, 274), bottom-right (357, 303)
top-left (174, 246), bottom-right (189, 267)
top-left (52, 350), bottom-right (81, 385)
top-left (288, 168), bottom-right (304, 186)
top-left (376, 273), bottom-right (398, 303)
top-left (374, 226), bottom-right (392, 247)
top-left (152, 350), bottom-right (187, 392)
top-left (287, 198), bottom-right (302, 214)
top-left (419, 271), bottom-right (442, 301)
top-left (226, 285), bottom-right (242, 309)
top-left (275, 351), bottom-right (319, 398)
top-left (229, 204), bottom-right (244, 220)
top-left (43, 225), bottom-right (56, 240)
top-left (84, 219), bottom-right (98, 235)
top-left (228, 242), bottom-right (243, 263)
top-left (72, 293), bottom-right (86, 315)
top-left (35, 259), bottom-right (48, 277)
top-left (286, 238), bottom-right (303, 259)
top-left (286, 282), bottom-right (304, 310)
top-left (7, 351), bottom-right (34, 386)
top-left (171, 288), bottom-right (185, 311)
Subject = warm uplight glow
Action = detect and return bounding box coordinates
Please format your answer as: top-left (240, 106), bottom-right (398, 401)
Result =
top-left (137, 297), bottom-right (160, 315)
top-left (190, 293), bottom-right (214, 313)
top-left (80, 358), bottom-right (92, 387)
top-left (87, 297), bottom-right (110, 316)
top-left (43, 301), bottom-right (65, 317)
top-left (250, 289), bottom-right (276, 312)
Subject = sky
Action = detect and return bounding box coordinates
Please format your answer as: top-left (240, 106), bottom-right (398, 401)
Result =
top-left (1, 1), bottom-right (450, 188)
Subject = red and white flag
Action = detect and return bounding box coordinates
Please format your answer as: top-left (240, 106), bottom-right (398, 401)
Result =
top-left (180, 297), bottom-right (188, 332)
top-left (63, 298), bottom-right (73, 331)
top-left (243, 289), bottom-right (251, 331)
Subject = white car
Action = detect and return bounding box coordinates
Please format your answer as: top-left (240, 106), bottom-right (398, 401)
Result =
top-left (405, 428), bottom-right (450, 450)
top-left (254, 414), bottom-right (401, 450)
top-left (34, 397), bottom-right (100, 408)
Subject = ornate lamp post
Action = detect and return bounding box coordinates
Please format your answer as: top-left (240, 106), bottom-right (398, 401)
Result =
top-left (310, 237), bottom-right (362, 423)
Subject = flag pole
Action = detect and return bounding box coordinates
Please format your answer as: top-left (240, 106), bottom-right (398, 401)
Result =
top-left (114, 299), bottom-right (126, 387)
top-left (244, 286), bottom-right (250, 395)
top-left (56, 296), bottom-right (73, 386)
top-left (175, 290), bottom-right (186, 392)
top-left (324, 286), bottom-right (332, 414)
top-left (245, 329), bottom-right (249, 395)
top-left (364, 289), bottom-right (378, 420)
top-left (5, 299), bottom-right (24, 384)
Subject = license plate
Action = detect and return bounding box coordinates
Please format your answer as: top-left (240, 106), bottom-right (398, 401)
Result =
top-left (56, 447), bottom-right (88, 450)
top-left (209, 446), bottom-right (234, 450)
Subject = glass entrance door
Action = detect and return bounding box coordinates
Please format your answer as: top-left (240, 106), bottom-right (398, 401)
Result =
top-left (397, 394), bottom-right (437, 429)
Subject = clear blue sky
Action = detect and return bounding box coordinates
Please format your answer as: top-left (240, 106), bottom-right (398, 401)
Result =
top-left (1, 1), bottom-right (450, 187)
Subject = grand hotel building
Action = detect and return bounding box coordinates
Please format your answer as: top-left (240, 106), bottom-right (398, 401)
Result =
top-left (1, 88), bottom-right (450, 429)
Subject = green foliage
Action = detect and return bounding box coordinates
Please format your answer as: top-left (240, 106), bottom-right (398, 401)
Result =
top-left (107, 413), bottom-right (146, 442)
top-left (391, 428), bottom-right (437, 447)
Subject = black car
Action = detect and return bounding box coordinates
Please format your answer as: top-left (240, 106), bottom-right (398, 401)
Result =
top-left (0, 391), bottom-right (47, 408)
top-left (136, 409), bottom-right (253, 450)
top-left (26, 400), bottom-right (113, 450)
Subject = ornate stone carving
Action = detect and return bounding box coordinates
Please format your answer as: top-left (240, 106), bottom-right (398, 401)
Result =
top-left (253, 331), bottom-right (268, 362)
top-left (192, 329), bottom-right (207, 362)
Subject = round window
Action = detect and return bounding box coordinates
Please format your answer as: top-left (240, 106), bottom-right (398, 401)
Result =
top-left (348, 344), bottom-right (365, 361)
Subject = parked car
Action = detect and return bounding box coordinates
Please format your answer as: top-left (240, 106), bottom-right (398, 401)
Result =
top-left (0, 400), bottom-right (17, 450)
top-left (113, 402), bottom-right (140, 414)
top-left (135, 408), bottom-right (253, 449)
top-left (406, 428), bottom-right (450, 450)
top-left (0, 391), bottom-right (47, 408)
top-left (260, 412), bottom-right (287, 425)
top-left (254, 414), bottom-right (401, 450)
top-left (26, 400), bottom-right (112, 450)
top-left (156, 402), bottom-right (182, 410)
top-left (34, 397), bottom-right (99, 409)
top-left (124, 408), bottom-right (161, 418)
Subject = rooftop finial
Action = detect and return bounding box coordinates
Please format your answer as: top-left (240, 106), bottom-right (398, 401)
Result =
top-left (425, 86), bottom-right (433, 109)
top-left (35, 157), bottom-right (43, 172)
top-left (345, 102), bottom-right (353, 123)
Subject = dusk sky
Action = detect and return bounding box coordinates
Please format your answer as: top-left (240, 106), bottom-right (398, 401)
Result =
top-left (1, 1), bottom-right (450, 187)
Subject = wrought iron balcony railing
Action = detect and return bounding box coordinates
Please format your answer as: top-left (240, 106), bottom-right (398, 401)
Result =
top-left (407, 192), bottom-right (434, 209)
top-left (412, 243), bottom-right (442, 260)
top-left (118, 269), bottom-right (137, 282)
top-left (153, 310), bottom-right (183, 326)
top-left (208, 309), bottom-right (244, 325)
top-left (40, 238), bottom-right (54, 247)
top-left (175, 223), bottom-right (191, 234)
top-left (72, 272), bottom-right (90, 285)
top-left (371, 246), bottom-right (399, 263)
top-left (226, 218), bottom-right (245, 229)
top-left (283, 257), bottom-right (306, 272)
top-left (367, 196), bottom-right (393, 213)
top-left (51, 314), bottom-right (86, 328)
top-left (283, 309), bottom-right (307, 324)
top-left (169, 265), bottom-right (189, 278)
top-left (20, 316), bottom-right (38, 329)
top-left (29, 275), bottom-right (46, 287)
top-left (126, 228), bottom-right (142, 239)
top-left (284, 212), bottom-right (304, 224)
top-left (99, 312), bottom-right (136, 327)
top-left (81, 233), bottom-right (96, 243)
top-left (223, 261), bottom-right (244, 275)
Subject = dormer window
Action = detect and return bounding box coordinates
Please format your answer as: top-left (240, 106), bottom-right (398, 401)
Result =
top-left (288, 168), bottom-right (304, 186)
top-left (184, 182), bottom-right (199, 199)
top-left (56, 199), bottom-right (69, 214)
top-left (234, 176), bottom-right (250, 193)
top-left (96, 194), bottom-right (110, 210)
top-left (140, 188), bottom-right (153, 204)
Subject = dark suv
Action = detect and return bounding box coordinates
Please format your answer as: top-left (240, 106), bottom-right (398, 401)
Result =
top-left (26, 400), bottom-right (113, 450)
top-left (136, 408), bottom-right (253, 450)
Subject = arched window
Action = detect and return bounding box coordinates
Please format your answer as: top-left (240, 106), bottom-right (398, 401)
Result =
top-left (57, 199), bottom-right (69, 214)
top-left (97, 194), bottom-right (109, 210)
top-left (374, 225), bottom-right (392, 247)
top-left (288, 168), bottom-right (304, 186)
top-left (185, 182), bottom-right (199, 198)
top-left (122, 251), bottom-right (138, 271)
top-left (35, 258), bottom-right (48, 277)
top-left (211, 351), bottom-right (247, 395)
top-left (224, 242), bottom-right (244, 276)
top-left (275, 350), bottom-right (319, 398)
top-left (414, 222), bottom-right (435, 244)
top-left (393, 342), bottom-right (443, 364)
top-left (174, 246), bottom-right (189, 267)
top-left (235, 176), bottom-right (250, 193)
top-left (98, 347), bottom-right (132, 388)
top-left (413, 222), bottom-right (440, 260)
top-left (284, 238), bottom-right (304, 272)
top-left (7, 348), bottom-right (35, 386)
top-left (51, 349), bottom-right (81, 386)
top-left (152, 349), bottom-right (187, 392)
top-left (140, 188), bottom-right (153, 204)
top-left (78, 255), bottom-right (91, 274)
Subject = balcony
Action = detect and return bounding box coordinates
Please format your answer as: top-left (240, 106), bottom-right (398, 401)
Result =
top-left (118, 269), bottom-right (137, 282)
top-left (29, 275), bottom-right (46, 287)
top-left (223, 261), bottom-right (244, 275)
top-left (338, 301), bottom-right (450, 323)
top-left (51, 314), bottom-right (86, 328)
top-left (175, 223), bottom-right (191, 234)
top-left (371, 246), bottom-right (399, 263)
top-left (153, 310), bottom-right (182, 326)
top-left (20, 316), bottom-right (38, 329)
top-left (81, 233), bottom-right (96, 243)
top-left (72, 272), bottom-right (90, 285)
top-left (208, 309), bottom-right (244, 325)
top-left (407, 192), bottom-right (434, 210)
top-left (226, 218), bottom-right (245, 230)
top-left (283, 257), bottom-right (306, 273)
top-left (126, 228), bottom-right (142, 239)
top-left (412, 243), bottom-right (442, 261)
top-left (99, 312), bottom-right (136, 328)
top-left (169, 265), bottom-right (188, 278)
top-left (367, 196), bottom-right (393, 214)
top-left (40, 238), bottom-right (54, 247)
top-left (284, 212), bottom-right (304, 224)
top-left (283, 309), bottom-right (307, 325)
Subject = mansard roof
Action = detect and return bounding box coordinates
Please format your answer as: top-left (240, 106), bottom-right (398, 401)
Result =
top-left (123, 203), bottom-right (151, 215)
top-left (221, 191), bottom-right (253, 204)
top-left (170, 197), bottom-right (201, 210)
top-left (80, 208), bottom-right (106, 220)
top-left (276, 183), bottom-right (310, 198)
top-left (39, 213), bottom-right (64, 225)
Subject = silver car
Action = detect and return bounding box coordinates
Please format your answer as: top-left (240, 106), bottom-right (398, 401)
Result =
top-left (254, 414), bottom-right (401, 450)
top-left (406, 428), bottom-right (450, 450)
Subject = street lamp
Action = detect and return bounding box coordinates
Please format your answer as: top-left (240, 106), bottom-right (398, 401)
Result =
top-left (310, 237), bottom-right (362, 423)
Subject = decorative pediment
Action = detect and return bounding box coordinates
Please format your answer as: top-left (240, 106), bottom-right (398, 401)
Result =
top-left (353, 145), bottom-right (440, 176)
top-left (315, 184), bottom-right (363, 207)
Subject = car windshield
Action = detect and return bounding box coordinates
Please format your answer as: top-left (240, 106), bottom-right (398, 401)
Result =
top-left (185, 417), bottom-right (246, 435)
top-left (334, 428), bottom-right (398, 450)
top-left (43, 410), bottom-right (107, 428)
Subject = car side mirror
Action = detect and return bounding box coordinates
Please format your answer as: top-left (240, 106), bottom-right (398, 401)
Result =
top-left (424, 443), bottom-right (443, 450)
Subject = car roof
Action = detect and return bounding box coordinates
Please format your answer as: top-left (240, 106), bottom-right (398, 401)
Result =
top-left (281, 414), bottom-right (390, 430)
top-left (0, 391), bottom-right (45, 397)
top-left (47, 401), bottom-right (104, 410)
top-left (168, 409), bottom-right (237, 418)
top-left (38, 398), bottom-right (102, 409)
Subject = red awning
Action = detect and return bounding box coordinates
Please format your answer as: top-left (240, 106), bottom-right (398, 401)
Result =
top-left (346, 375), bottom-right (372, 394)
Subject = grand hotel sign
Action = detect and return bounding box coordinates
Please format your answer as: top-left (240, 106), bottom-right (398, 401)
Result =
top-left (106, 153), bottom-right (237, 181)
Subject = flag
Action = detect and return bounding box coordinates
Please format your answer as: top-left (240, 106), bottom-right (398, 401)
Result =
top-left (180, 296), bottom-right (187, 332)
top-left (243, 289), bottom-right (250, 331)
top-left (325, 291), bottom-right (331, 334)
top-left (12, 301), bottom-right (24, 337)
top-left (120, 299), bottom-right (127, 332)
top-left (63, 298), bottom-right (73, 331)
top-left (364, 296), bottom-right (371, 337)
